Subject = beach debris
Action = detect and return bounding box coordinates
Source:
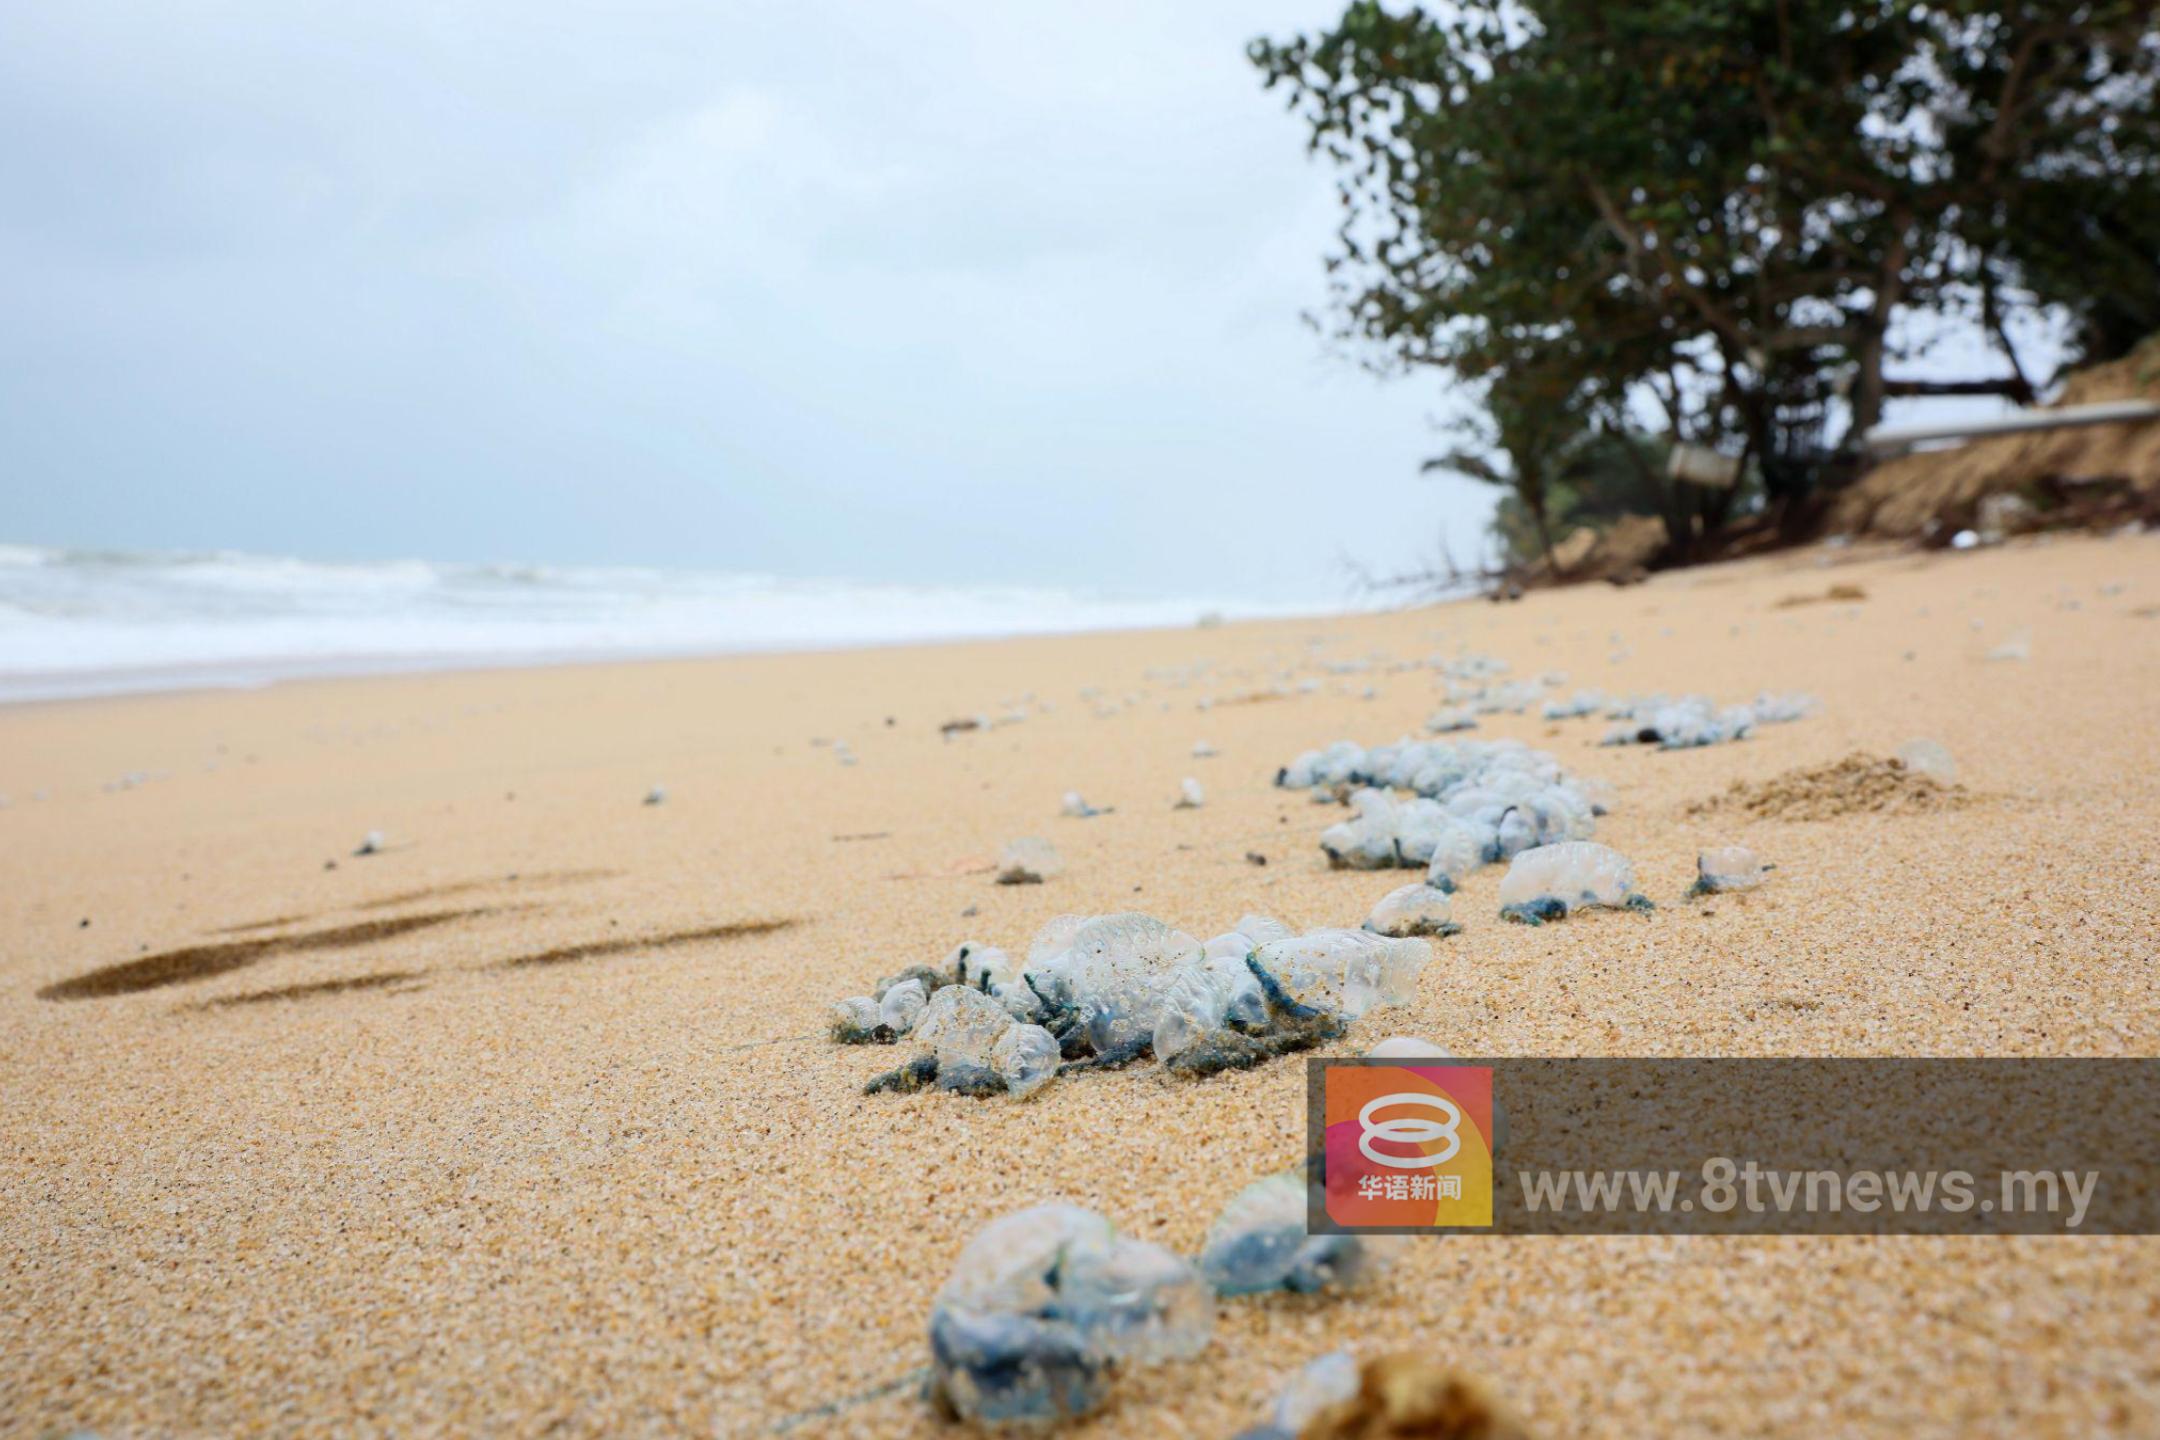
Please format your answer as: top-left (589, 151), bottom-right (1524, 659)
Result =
top-left (1245, 851), bottom-right (1268, 866)
top-left (1985, 629), bottom-right (2033, 662)
top-left (1688, 753), bottom-right (1964, 822)
top-left (926, 1203), bottom-right (1212, 1425)
top-left (643, 785), bottom-right (667, 806)
top-left (1895, 738), bottom-right (1958, 783)
top-left (1200, 1173), bottom-right (1383, 1297)
top-left (1364, 884), bottom-right (1461, 939)
top-left (1193, 740), bottom-right (1219, 758)
top-left (1689, 845), bottom-right (1770, 897)
top-left (1497, 842), bottom-right (1650, 924)
top-left (1240, 1353), bottom-right (1530, 1440)
top-left (850, 913), bottom-right (1428, 1094)
top-left (353, 830), bottom-right (384, 857)
top-left (834, 741), bottom-right (857, 766)
top-left (1174, 777), bottom-right (1206, 809)
top-left (996, 838), bottom-right (1064, 885)
top-left (1061, 791), bottom-right (1107, 819)
top-left (940, 716), bottom-right (984, 736)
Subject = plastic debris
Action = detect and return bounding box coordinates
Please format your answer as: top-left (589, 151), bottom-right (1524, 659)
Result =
top-left (1175, 777), bottom-right (1205, 809)
top-left (926, 1203), bottom-right (1213, 1425)
top-left (1060, 791), bottom-right (1106, 818)
top-left (1200, 1173), bottom-right (1382, 1297)
top-left (643, 785), bottom-right (667, 806)
top-left (996, 837), bottom-right (1064, 885)
top-left (1193, 741), bottom-right (1219, 758)
top-left (1363, 884), bottom-right (1461, 939)
top-left (1497, 842), bottom-right (1650, 924)
top-left (1689, 845), bottom-right (1769, 897)
top-left (353, 830), bottom-right (384, 856)
top-left (1986, 630), bottom-right (2032, 662)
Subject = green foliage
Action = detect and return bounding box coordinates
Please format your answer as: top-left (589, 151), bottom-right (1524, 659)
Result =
top-left (1253, 1), bottom-right (2160, 542)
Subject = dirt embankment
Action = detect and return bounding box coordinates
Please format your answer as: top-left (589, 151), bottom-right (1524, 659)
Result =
top-left (1830, 341), bottom-right (2160, 541)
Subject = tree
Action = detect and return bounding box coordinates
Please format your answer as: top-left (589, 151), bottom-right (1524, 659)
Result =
top-left (1252, 1), bottom-right (2160, 539)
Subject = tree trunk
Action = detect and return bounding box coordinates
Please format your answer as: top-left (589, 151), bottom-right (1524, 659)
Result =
top-left (1528, 488), bottom-right (1560, 577)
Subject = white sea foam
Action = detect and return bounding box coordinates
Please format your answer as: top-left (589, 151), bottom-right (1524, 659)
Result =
top-left (0, 545), bottom-right (1319, 702)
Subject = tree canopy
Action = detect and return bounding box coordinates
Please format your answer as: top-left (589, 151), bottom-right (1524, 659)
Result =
top-left (1252, 1), bottom-right (2160, 544)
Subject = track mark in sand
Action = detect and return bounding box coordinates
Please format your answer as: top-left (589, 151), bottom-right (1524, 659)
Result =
top-left (769, 1366), bottom-right (930, 1434)
top-left (211, 914), bottom-right (312, 935)
top-left (190, 970), bottom-right (428, 1009)
top-left (497, 918), bottom-right (795, 971)
top-left (351, 867), bottom-right (621, 911)
top-left (39, 909), bottom-right (492, 1001)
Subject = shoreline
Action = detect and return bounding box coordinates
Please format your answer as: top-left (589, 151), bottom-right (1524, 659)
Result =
top-left (0, 608), bottom-right (1371, 709)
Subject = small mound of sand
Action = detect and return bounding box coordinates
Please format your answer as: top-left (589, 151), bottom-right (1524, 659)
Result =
top-left (1688, 753), bottom-right (1963, 823)
top-left (1304, 1354), bottom-right (1529, 1440)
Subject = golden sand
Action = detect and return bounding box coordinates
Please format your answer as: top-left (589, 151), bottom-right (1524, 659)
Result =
top-left (3, 533), bottom-right (2158, 1437)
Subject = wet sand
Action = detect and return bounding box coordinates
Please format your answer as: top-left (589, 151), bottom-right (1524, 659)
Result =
top-left (3, 532), bottom-right (2158, 1437)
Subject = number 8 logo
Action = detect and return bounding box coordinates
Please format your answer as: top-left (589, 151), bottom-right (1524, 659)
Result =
top-left (1357, 1092), bottom-right (1462, 1169)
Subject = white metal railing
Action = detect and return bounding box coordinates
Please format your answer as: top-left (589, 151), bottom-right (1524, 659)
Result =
top-left (1862, 399), bottom-right (2160, 457)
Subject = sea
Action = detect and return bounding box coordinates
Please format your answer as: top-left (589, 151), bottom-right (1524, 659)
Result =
top-left (0, 544), bottom-right (1328, 703)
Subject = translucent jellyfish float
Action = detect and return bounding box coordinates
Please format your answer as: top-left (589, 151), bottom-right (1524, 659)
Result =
top-left (1363, 883), bottom-right (1460, 939)
top-left (995, 837), bottom-right (1064, 885)
top-left (1895, 737), bottom-right (1957, 783)
top-left (1238, 1350), bottom-right (1361, 1439)
top-left (1497, 842), bottom-right (1651, 924)
top-left (1200, 1173), bottom-right (1385, 1297)
top-left (926, 1203), bottom-right (1212, 1425)
top-left (1690, 845), bottom-right (1770, 896)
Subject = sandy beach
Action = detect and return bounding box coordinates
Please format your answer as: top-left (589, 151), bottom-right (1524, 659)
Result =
top-left (5, 531), bottom-right (2159, 1438)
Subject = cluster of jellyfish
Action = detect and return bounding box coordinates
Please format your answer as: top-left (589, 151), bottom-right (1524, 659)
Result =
top-left (1276, 737), bottom-right (1611, 888)
top-left (927, 1154), bottom-right (1413, 1423)
top-left (829, 914), bottom-right (1433, 1099)
top-left (1527, 689), bottom-right (1817, 748)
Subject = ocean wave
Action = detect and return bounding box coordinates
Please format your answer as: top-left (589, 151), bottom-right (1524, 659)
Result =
top-left (0, 544), bottom-right (1329, 702)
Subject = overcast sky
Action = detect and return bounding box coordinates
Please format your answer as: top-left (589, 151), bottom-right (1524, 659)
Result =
top-left (0, 1), bottom-right (1500, 603)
